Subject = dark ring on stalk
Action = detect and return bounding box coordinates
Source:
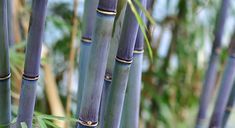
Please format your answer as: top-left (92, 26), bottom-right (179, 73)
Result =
top-left (0, 73), bottom-right (11, 81)
top-left (133, 50), bottom-right (144, 54)
top-left (77, 118), bottom-right (98, 127)
top-left (96, 8), bottom-right (116, 16)
top-left (104, 74), bottom-right (112, 82)
top-left (115, 57), bottom-right (133, 64)
top-left (81, 37), bottom-right (92, 43)
top-left (22, 74), bottom-right (39, 81)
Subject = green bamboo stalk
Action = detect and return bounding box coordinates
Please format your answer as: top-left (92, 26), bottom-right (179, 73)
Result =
top-left (120, 8), bottom-right (146, 127)
top-left (209, 34), bottom-right (235, 127)
top-left (16, 0), bottom-right (48, 127)
top-left (196, 0), bottom-right (230, 127)
top-left (77, 0), bottom-right (118, 127)
top-left (76, 0), bottom-right (99, 118)
top-left (103, 0), bottom-right (145, 127)
top-left (0, 0), bottom-right (11, 126)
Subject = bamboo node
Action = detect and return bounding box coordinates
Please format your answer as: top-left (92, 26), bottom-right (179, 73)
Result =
top-left (22, 74), bottom-right (39, 81)
top-left (78, 118), bottom-right (98, 127)
top-left (115, 57), bottom-right (133, 64)
top-left (0, 73), bottom-right (11, 81)
top-left (81, 37), bottom-right (92, 43)
top-left (96, 8), bottom-right (116, 16)
top-left (134, 50), bottom-right (144, 54)
top-left (104, 74), bottom-right (112, 81)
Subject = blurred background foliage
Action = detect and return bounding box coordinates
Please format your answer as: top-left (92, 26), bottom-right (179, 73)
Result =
top-left (9, 0), bottom-right (235, 127)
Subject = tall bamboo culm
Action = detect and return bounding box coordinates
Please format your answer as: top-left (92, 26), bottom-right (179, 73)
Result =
top-left (77, 0), bottom-right (118, 127)
top-left (7, 0), bottom-right (14, 46)
top-left (209, 34), bottom-right (235, 127)
top-left (0, 0), bottom-right (11, 126)
top-left (16, 0), bottom-right (48, 127)
top-left (76, 0), bottom-right (99, 118)
top-left (99, 3), bottom-right (126, 127)
top-left (103, 0), bottom-right (145, 127)
top-left (195, 0), bottom-right (230, 127)
top-left (222, 47), bottom-right (235, 126)
top-left (120, 9), bottom-right (146, 128)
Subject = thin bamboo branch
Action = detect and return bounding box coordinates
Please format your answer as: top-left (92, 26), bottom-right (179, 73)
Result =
top-left (66, 0), bottom-right (79, 127)
top-left (43, 63), bottom-right (65, 127)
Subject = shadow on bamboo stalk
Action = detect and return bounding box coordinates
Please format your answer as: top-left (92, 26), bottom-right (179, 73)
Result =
top-left (0, 0), bottom-right (11, 126)
top-left (16, 0), bottom-right (48, 127)
top-left (103, 0), bottom-right (145, 127)
top-left (209, 33), bottom-right (235, 127)
top-left (76, 0), bottom-right (99, 119)
top-left (195, 0), bottom-right (230, 127)
top-left (76, 0), bottom-right (118, 128)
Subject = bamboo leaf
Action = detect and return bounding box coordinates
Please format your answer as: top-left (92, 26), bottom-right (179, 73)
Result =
top-left (21, 122), bottom-right (28, 128)
top-left (127, 0), bottom-right (153, 61)
top-left (37, 117), bottom-right (47, 128)
top-left (44, 120), bottom-right (60, 128)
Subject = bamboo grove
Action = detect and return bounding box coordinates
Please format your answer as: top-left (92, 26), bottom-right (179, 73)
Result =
top-left (2, 0), bottom-right (235, 127)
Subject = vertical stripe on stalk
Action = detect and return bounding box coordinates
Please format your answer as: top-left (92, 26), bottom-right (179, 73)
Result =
top-left (16, 0), bottom-right (48, 127)
top-left (76, 0), bottom-right (99, 118)
top-left (209, 39), bottom-right (235, 127)
top-left (0, 0), bottom-right (11, 126)
top-left (121, 8), bottom-right (146, 127)
top-left (103, 0), bottom-right (145, 127)
top-left (77, 0), bottom-right (118, 128)
top-left (196, 0), bottom-right (230, 127)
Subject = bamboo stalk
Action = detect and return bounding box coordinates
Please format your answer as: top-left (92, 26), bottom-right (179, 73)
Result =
top-left (221, 33), bottom-right (235, 127)
top-left (43, 63), bottom-right (65, 127)
top-left (209, 34), bottom-right (235, 127)
top-left (66, 0), bottom-right (79, 126)
top-left (121, 8), bottom-right (146, 127)
top-left (77, 0), bottom-right (118, 127)
top-left (195, 0), bottom-right (230, 127)
top-left (103, 0), bottom-right (145, 127)
top-left (99, 4), bottom-right (126, 128)
top-left (0, 0), bottom-right (11, 126)
top-left (16, 0), bottom-right (48, 127)
top-left (76, 0), bottom-right (99, 118)
top-left (7, 0), bottom-right (14, 46)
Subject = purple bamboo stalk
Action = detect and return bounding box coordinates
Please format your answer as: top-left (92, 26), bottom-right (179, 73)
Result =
top-left (16, 0), bottom-right (48, 127)
top-left (221, 33), bottom-right (235, 127)
top-left (103, 0), bottom-right (145, 127)
top-left (196, 0), bottom-right (230, 127)
top-left (0, 0), bottom-right (11, 126)
top-left (209, 34), bottom-right (235, 127)
top-left (76, 0), bottom-right (99, 118)
top-left (77, 0), bottom-right (118, 127)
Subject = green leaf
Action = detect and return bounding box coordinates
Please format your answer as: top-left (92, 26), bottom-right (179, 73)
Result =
top-left (21, 122), bottom-right (28, 128)
top-left (127, 0), bottom-right (153, 61)
top-left (37, 117), bottom-right (48, 128)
